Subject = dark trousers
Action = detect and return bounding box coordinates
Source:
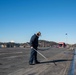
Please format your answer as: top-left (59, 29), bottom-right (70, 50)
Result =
top-left (29, 48), bottom-right (38, 64)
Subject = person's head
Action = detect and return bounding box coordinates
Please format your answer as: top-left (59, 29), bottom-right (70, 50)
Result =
top-left (36, 32), bottom-right (41, 37)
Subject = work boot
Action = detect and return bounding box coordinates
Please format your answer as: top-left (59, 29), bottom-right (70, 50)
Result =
top-left (29, 63), bottom-right (35, 65)
top-left (35, 61), bottom-right (40, 64)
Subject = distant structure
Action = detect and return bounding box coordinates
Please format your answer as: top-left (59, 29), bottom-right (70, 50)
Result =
top-left (58, 42), bottom-right (66, 48)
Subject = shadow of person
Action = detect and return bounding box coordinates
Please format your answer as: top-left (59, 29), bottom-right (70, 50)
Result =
top-left (39, 59), bottom-right (72, 66)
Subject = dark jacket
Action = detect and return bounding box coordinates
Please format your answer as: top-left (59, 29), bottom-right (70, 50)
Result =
top-left (30, 34), bottom-right (39, 49)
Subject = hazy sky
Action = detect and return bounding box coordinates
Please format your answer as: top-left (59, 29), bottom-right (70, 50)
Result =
top-left (0, 0), bottom-right (76, 44)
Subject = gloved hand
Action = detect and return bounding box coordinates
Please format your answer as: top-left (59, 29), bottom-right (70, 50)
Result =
top-left (31, 47), bottom-right (33, 49)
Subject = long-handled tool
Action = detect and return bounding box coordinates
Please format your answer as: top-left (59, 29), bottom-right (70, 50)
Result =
top-left (33, 48), bottom-right (48, 60)
top-left (33, 48), bottom-right (57, 65)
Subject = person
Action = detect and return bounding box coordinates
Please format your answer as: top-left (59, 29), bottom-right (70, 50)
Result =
top-left (29, 32), bottom-right (41, 65)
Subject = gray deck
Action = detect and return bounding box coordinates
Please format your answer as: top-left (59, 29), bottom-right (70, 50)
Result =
top-left (0, 47), bottom-right (74, 75)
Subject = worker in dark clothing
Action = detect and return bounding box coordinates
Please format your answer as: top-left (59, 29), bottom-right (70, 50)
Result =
top-left (29, 32), bottom-right (41, 65)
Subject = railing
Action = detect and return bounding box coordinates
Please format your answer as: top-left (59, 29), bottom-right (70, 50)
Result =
top-left (68, 49), bottom-right (76, 75)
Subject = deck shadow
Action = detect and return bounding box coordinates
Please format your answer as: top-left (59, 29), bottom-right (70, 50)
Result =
top-left (0, 63), bottom-right (2, 65)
